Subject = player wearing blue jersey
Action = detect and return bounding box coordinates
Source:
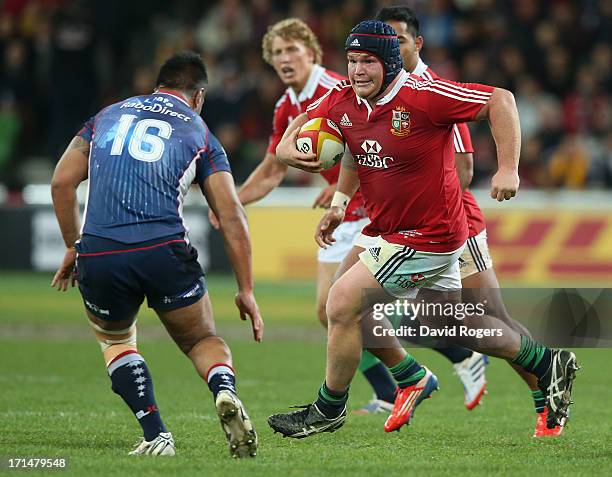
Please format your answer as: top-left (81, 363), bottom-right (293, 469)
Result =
top-left (50, 52), bottom-right (262, 458)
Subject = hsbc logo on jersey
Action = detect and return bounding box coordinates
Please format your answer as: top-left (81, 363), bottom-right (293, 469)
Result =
top-left (361, 140), bottom-right (381, 154)
top-left (355, 139), bottom-right (394, 169)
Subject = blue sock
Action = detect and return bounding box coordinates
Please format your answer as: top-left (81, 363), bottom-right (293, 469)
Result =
top-left (107, 351), bottom-right (167, 441)
top-left (362, 363), bottom-right (397, 403)
top-left (206, 364), bottom-right (237, 399)
top-left (433, 346), bottom-right (472, 364)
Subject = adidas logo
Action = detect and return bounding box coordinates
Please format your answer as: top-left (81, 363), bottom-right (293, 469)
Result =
top-left (339, 113), bottom-right (352, 127)
top-left (350, 38), bottom-right (361, 47)
top-left (369, 247), bottom-right (381, 262)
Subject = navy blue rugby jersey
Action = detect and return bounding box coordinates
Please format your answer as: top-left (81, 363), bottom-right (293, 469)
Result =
top-left (77, 91), bottom-right (230, 243)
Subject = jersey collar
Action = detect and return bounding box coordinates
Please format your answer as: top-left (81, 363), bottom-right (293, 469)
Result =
top-left (153, 90), bottom-right (191, 107)
top-left (411, 58), bottom-right (429, 77)
top-left (287, 64), bottom-right (324, 106)
top-left (356, 69), bottom-right (410, 109)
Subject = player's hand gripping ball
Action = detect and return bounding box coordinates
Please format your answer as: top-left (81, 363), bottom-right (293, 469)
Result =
top-left (296, 118), bottom-right (345, 170)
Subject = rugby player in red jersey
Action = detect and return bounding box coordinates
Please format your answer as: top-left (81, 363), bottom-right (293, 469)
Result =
top-left (208, 18), bottom-right (401, 411)
top-left (378, 5), bottom-right (563, 436)
top-left (268, 20), bottom-right (578, 439)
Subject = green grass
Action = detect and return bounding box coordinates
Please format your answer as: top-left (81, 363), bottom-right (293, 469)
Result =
top-left (1, 272), bottom-right (611, 476)
top-left (0, 272), bottom-right (316, 326)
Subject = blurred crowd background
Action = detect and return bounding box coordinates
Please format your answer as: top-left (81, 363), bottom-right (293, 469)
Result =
top-left (0, 0), bottom-right (610, 201)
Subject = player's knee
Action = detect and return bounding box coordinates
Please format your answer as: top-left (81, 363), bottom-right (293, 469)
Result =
top-left (178, 331), bottom-right (222, 356)
top-left (326, 282), bottom-right (357, 327)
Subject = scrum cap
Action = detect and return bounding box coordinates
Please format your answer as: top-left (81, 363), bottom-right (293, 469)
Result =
top-left (345, 20), bottom-right (403, 95)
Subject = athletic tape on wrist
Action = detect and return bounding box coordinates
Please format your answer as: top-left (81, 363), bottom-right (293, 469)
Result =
top-left (331, 191), bottom-right (351, 210)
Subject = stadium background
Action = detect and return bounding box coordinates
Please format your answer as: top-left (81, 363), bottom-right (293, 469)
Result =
top-left (0, 0), bottom-right (611, 285)
top-left (1, 1), bottom-right (611, 476)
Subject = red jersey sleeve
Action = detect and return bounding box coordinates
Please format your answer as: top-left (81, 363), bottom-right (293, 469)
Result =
top-left (417, 77), bottom-right (495, 126)
top-left (452, 123), bottom-right (474, 154)
top-left (267, 96), bottom-right (290, 155)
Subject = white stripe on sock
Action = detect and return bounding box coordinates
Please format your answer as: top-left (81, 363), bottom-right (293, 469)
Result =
top-left (107, 352), bottom-right (143, 376)
top-left (207, 365), bottom-right (234, 382)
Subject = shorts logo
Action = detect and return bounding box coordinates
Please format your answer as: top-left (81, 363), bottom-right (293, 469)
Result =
top-left (162, 279), bottom-right (203, 304)
top-left (393, 273), bottom-right (427, 289)
top-left (84, 299), bottom-right (110, 316)
top-left (369, 246), bottom-right (381, 262)
top-left (390, 106), bottom-right (411, 137)
top-left (339, 113), bottom-right (353, 127)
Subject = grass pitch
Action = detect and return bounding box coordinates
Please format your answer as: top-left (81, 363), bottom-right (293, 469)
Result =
top-left (1, 272), bottom-right (611, 476)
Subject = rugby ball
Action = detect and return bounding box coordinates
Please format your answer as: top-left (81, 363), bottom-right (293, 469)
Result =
top-left (296, 118), bottom-right (345, 170)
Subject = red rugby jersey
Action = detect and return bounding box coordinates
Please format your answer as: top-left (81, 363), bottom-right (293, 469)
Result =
top-left (413, 59), bottom-right (486, 237)
top-left (306, 70), bottom-right (494, 253)
top-left (267, 65), bottom-right (367, 221)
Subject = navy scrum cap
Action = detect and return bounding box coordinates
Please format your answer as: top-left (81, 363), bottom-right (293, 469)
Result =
top-left (345, 20), bottom-right (403, 95)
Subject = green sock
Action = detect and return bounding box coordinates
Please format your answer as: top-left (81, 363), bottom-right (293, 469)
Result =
top-left (512, 335), bottom-right (552, 379)
top-left (532, 389), bottom-right (546, 414)
top-left (315, 381), bottom-right (348, 418)
top-left (358, 350), bottom-right (381, 373)
top-left (389, 355), bottom-right (425, 388)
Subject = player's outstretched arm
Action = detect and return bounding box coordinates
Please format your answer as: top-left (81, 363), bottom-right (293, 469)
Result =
top-left (203, 171), bottom-right (264, 342)
top-left (238, 152), bottom-right (288, 206)
top-left (455, 152), bottom-right (474, 191)
top-left (476, 88), bottom-right (521, 201)
top-left (275, 113), bottom-right (323, 173)
top-left (50, 136), bottom-right (89, 291)
top-left (315, 153), bottom-right (360, 248)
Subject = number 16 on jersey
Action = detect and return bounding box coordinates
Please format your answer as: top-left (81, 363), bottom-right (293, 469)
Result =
top-left (110, 114), bottom-right (173, 163)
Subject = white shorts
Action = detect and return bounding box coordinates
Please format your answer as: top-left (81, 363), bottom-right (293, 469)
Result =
top-left (317, 218), bottom-right (370, 263)
top-left (353, 232), bottom-right (378, 250)
top-left (459, 229), bottom-right (493, 279)
top-left (359, 236), bottom-right (465, 299)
